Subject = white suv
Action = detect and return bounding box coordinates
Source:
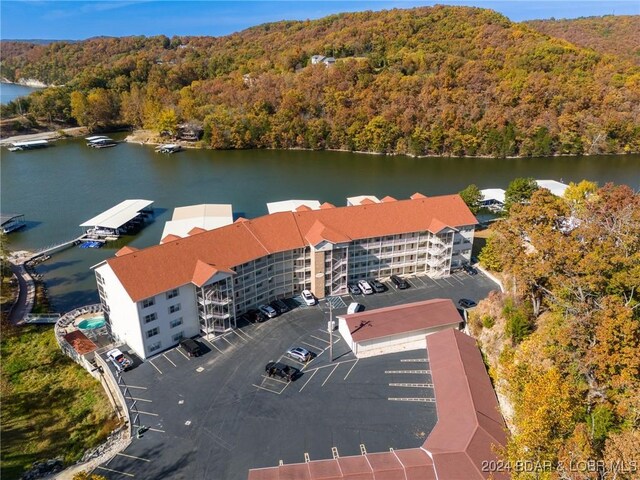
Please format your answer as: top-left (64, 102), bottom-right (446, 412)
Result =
top-left (301, 289), bottom-right (316, 306)
top-left (357, 280), bottom-right (373, 295)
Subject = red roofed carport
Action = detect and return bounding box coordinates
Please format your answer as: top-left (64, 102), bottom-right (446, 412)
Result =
top-left (337, 299), bottom-right (462, 358)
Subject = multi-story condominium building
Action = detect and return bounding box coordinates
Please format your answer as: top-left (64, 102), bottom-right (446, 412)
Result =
top-left (94, 194), bottom-right (476, 359)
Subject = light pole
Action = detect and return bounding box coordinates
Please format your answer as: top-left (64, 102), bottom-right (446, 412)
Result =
top-left (328, 300), bottom-right (333, 363)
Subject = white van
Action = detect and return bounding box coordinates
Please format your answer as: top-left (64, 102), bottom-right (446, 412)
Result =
top-left (357, 280), bottom-right (374, 295)
top-left (347, 303), bottom-right (363, 314)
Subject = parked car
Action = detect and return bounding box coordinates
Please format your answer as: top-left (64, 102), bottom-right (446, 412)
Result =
top-left (286, 347), bottom-right (313, 362)
top-left (272, 299), bottom-right (290, 313)
top-left (179, 338), bottom-right (202, 357)
top-left (242, 308), bottom-right (266, 323)
top-left (357, 279), bottom-right (374, 295)
top-left (463, 265), bottom-right (478, 275)
top-left (106, 348), bottom-right (133, 372)
top-left (347, 302), bottom-right (364, 314)
top-left (348, 283), bottom-right (362, 295)
top-left (390, 275), bottom-right (409, 289)
top-left (458, 298), bottom-right (477, 308)
top-left (265, 361), bottom-right (297, 381)
top-left (301, 289), bottom-right (316, 306)
top-left (259, 304), bottom-right (278, 318)
top-left (369, 278), bottom-right (386, 293)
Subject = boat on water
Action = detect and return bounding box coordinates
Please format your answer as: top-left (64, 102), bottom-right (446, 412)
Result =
top-left (87, 137), bottom-right (117, 148)
top-left (155, 143), bottom-right (182, 154)
top-left (7, 139), bottom-right (49, 151)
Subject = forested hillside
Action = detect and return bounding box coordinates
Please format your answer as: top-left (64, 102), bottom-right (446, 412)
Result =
top-left (1, 5), bottom-right (639, 156)
top-left (527, 16), bottom-right (640, 65)
top-left (474, 182), bottom-right (640, 479)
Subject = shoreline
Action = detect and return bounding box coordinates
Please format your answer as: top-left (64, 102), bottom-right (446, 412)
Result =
top-left (2, 126), bottom-right (638, 159)
top-left (1, 78), bottom-right (50, 88)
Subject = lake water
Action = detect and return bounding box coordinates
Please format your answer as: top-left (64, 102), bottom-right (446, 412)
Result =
top-left (2, 137), bottom-right (639, 312)
top-left (0, 82), bottom-right (40, 105)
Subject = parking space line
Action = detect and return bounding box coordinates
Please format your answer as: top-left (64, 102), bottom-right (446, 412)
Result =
top-left (234, 328), bottom-right (254, 340)
top-left (147, 427), bottom-right (165, 433)
top-left (229, 330), bottom-right (248, 342)
top-left (321, 364), bottom-right (339, 386)
top-left (220, 336), bottom-right (234, 346)
top-left (96, 466), bottom-right (135, 477)
top-left (253, 383), bottom-right (282, 394)
top-left (203, 337), bottom-right (224, 353)
top-left (343, 359), bottom-right (359, 380)
top-left (310, 335), bottom-right (330, 344)
top-left (175, 347), bottom-right (190, 360)
top-left (116, 453), bottom-right (150, 462)
top-left (415, 276), bottom-right (428, 286)
top-left (125, 397), bottom-right (152, 403)
top-left (389, 383), bottom-right (433, 388)
top-left (388, 397), bottom-right (435, 402)
top-left (385, 370), bottom-right (430, 374)
top-left (400, 358), bottom-right (428, 363)
top-left (148, 360), bottom-right (163, 375)
top-left (441, 277), bottom-right (455, 287)
top-left (120, 385), bottom-right (147, 390)
top-left (301, 340), bottom-right (323, 351)
top-left (451, 275), bottom-right (465, 285)
top-left (137, 410), bottom-right (159, 416)
top-left (162, 353), bottom-right (177, 367)
top-left (298, 369), bottom-right (318, 392)
top-left (430, 277), bottom-right (443, 287)
top-left (261, 375), bottom-right (289, 385)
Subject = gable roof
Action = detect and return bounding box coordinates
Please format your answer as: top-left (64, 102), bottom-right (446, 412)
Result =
top-left (423, 329), bottom-right (509, 480)
top-left (338, 299), bottom-right (461, 343)
top-left (105, 194), bottom-right (476, 302)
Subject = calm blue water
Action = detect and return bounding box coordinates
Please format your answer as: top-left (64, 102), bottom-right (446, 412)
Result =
top-left (0, 82), bottom-right (40, 105)
top-left (2, 137), bottom-right (639, 312)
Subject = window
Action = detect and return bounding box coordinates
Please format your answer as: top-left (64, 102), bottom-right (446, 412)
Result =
top-left (148, 341), bottom-right (161, 353)
top-left (142, 297), bottom-right (155, 308)
top-left (166, 289), bottom-right (179, 300)
top-left (170, 317), bottom-right (183, 328)
top-left (143, 313), bottom-right (157, 324)
top-left (146, 327), bottom-right (159, 338)
top-left (96, 273), bottom-right (104, 285)
top-left (172, 332), bottom-right (184, 342)
top-left (168, 303), bottom-right (181, 314)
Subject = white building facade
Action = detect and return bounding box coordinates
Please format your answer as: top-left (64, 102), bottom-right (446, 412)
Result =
top-left (94, 194), bottom-right (476, 359)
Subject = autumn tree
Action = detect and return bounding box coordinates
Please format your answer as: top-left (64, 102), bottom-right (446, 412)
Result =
top-left (72, 472), bottom-right (107, 480)
top-left (503, 177), bottom-right (539, 214)
top-left (459, 184), bottom-right (482, 214)
top-left (564, 180), bottom-right (598, 206)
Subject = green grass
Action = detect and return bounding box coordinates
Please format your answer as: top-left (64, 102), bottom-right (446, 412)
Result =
top-left (1, 325), bottom-right (119, 479)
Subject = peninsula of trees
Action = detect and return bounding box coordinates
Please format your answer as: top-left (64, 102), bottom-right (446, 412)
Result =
top-left (1, 6), bottom-right (639, 157)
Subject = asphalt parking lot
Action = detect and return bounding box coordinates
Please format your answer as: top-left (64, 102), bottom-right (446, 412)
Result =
top-left (96, 271), bottom-right (497, 479)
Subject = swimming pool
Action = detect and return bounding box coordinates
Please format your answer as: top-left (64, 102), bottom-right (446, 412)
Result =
top-left (77, 316), bottom-right (106, 330)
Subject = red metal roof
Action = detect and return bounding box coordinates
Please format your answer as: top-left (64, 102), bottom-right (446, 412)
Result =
top-left (423, 329), bottom-right (509, 479)
top-left (339, 299), bottom-right (461, 343)
top-left (106, 195), bottom-right (476, 302)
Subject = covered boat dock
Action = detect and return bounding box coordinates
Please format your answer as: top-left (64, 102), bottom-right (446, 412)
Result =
top-left (1, 213), bottom-right (26, 233)
top-left (7, 139), bottom-right (49, 151)
top-left (80, 199), bottom-right (154, 238)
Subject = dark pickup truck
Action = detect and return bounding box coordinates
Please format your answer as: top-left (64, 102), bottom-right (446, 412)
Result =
top-left (180, 338), bottom-right (202, 357)
top-left (265, 362), bottom-right (297, 382)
